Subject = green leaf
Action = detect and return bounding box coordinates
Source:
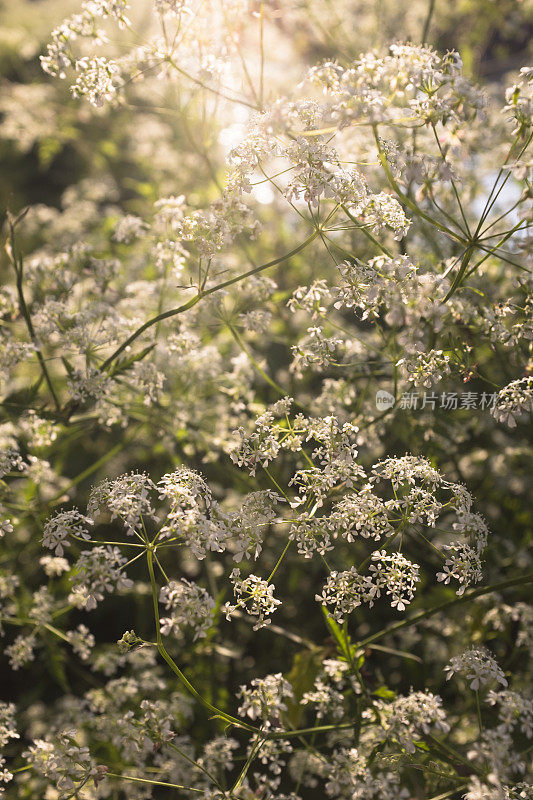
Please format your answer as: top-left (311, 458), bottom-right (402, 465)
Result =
top-left (285, 648), bottom-right (323, 727)
top-left (372, 686), bottom-right (397, 700)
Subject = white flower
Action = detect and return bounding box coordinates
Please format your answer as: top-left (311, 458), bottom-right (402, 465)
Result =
top-left (159, 579), bottom-right (215, 640)
top-left (39, 555), bottom-right (70, 577)
top-left (378, 690), bottom-right (450, 753)
top-left (112, 214), bottom-right (147, 243)
top-left (369, 551), bottom-right (420, 611)
top-left (491, 377), bottom-right (533, 427)
top-left (316, 567), bottom-right (377, 622)
top-left (71, 56), bottom-right (121, 108)
top-left (445, 648), bottom-right (508, 690)
top-left (69, 546), bottom-right (133, 611)
top-left (42, 509), bottom-right (93, 557)
top-left (24, 730), bottom-right (97, 795)
top-left (238, 673), bottom-right (294, 722)
top-left (66, 624), bottom-right (95, 661)
top-left (224, 569), bottom-right (281, 630)
top-left (5, 635), bottom-right (36, 671)
top-left (88, 472), bottom-right (156, 536)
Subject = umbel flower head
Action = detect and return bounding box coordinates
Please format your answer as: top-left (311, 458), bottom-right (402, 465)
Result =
top-left (445, 648), bottom-right (508, 690)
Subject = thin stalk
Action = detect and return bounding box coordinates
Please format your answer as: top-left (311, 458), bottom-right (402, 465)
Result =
top-left (356, 571), bottom-right (533, 648)
top-left (340, 204), bottom-right (394, 257)
top-left (422, 0), bottom-right (436, 44)
top-left (7, 221), bottom-right (61, 411)
top-left (266, 539), bottom-right (292, 583)
top-left (104, 772), bottom-right (204, 792)
top-left (372, 126), bottom-right (467, 245)
top-left (475, 690), bottom-right (483, 734)
top-left (100, 231), bottom-right (319, 373)
top-left (146, 548), bottom-right (258, 733)
top-left (431, 123), bottom-right (471, 236)
top-left (231, 732), bottom-right (265, 792)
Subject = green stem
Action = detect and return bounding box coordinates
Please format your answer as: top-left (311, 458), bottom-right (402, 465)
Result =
top-left (8, 220), bottom-right (61, 411)
top-left (475, 690), bottom-right (483, 734)
top-left (340, 204), bottom-right (394, 257)
top-left (100, 231), bottom-right (319, 373)
top-left (428, 787), bottom-right (469, 800)
top-left (266, 539), bottom-right (292, 583)
top-left (422, 0), bottom-right (436, 43)
top-left (356, 571), bottom-right (533, 648)
top-left (265, 721), bottom-right (357, 740)
top-left (231, 733), bottom-right (265, 792)
top-left (104, 772), bottom-right (204, 792)
top-left (146, 548), bottom-right (258, 733)
top-left (372, 126), bottom-right (467, 245)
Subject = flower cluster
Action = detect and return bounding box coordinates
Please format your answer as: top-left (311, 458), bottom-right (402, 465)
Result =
top-left (238, 673), bottom-right (294, 722)
top-left (24, 731), bottom-right (97, 796)
top-left (0, 2), bottom-right (530, 797)
top-left (377, 691), bottom-right (450, 753)
top-left (491, 377), bottom-right (533, 427)
top-left (0, 703), bottom-right (19, 795)
top-left (87, 473), bottom-right (157, 536)
top-left (42, 509), bottom-right (94, 557)
top-left (224, 569), bottom-right (281, 630)
top-left (159, 579), bottom-right (215, 640)
top-left (69, 546), bottom-right (133, 610)
top-left (445, 648), bottom-right (508, 690)
top-left (308, 45), bottom-right (485, 126)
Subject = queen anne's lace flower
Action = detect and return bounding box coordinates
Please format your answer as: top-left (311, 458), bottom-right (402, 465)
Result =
top-left (0, 448), bottom-right (25, 480)
top-left (316, 567), bottom-right (377, 622)
top-left (69, 546), bottom-right (133, 610)
top-left (4, 634), bottom-right (36, 671)
top-left (157, 468), bottom-right (230, 556)
top-left (66, 624), bottom-right (95, 661)
top-left (396, 349), bottom-right (451, 388)
top-left (42, 509), bottom-right (93, 557)
top-left (487, 690), bottom-right (533, 738)
top-left (0, 703), bottom-right (19, 795)
top-left (324, 746), bottom-right (409, 799)
top-left (71, 56), bottom-right (121, 107)
top-left (369, 551), bottom-right (420, 611)
top-left (88, 473), bottom-right (156, 536)
top-left (445, 648), bottom-right (508, 690)
top-left (287, 281), bottom-right (332, 318)
top-left (112, 214), bottom-right (147, 243)
top-left (492, 377), bottom-right (533, 427)
top-left (227, 490), bottom-right (282, 561)
top-left (159, 579), bottom-right (215, 640)
top-left (24, 730), bottom-right (97, 796)
top-left (377, 690), bottom-right (450, 753)
top-left (5, 7), bottom-right (529, 795)
top-left (238, 673), bottom-right (294, 722)
top-left (504, 67), bottom-right (533, 135)
top-left (308, 45), bottom-right (485, 127)
top-left (224, 569), bottom-right (281, 630)
top-left (331, 486), bottom-right (394, 541)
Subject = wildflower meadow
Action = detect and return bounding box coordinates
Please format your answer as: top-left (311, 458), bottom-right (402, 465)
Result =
top-left (0, 1), bottom-right (532, 798)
